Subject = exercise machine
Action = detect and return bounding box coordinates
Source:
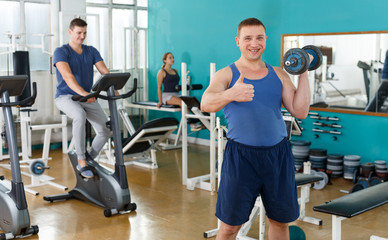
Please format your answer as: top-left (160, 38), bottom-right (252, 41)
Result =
top-left (0, 51), bottom-right (68, 195)
top-left (120, 114), bottom-right (179, 169)
top-left (181, 62), bottom-right (217, 192)
top-left (0, 75), bottom-right (39, 239)
top-left (43, 72), bottom-right (137, 217)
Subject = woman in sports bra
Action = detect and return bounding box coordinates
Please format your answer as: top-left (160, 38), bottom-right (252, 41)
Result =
top-left (156, 52), bottom-right (181, 108)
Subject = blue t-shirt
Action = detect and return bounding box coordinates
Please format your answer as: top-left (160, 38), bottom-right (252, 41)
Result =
top-left (223, 63), bottom-right (287, 147)
top-left (53, 44), bottom-right (103, 98)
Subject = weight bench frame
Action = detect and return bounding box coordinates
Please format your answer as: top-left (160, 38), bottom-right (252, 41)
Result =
top-left (121, 117), bottom-right (178, 169)
top-left (122, 101), bottom-right (182, 150)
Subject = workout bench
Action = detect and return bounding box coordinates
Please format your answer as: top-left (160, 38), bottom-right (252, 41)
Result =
top-left (121, 117), bottom-right (179, 169)
top-left (123, 100), bottom-right (182, 151)
top-left (313, 182), bottom-right (388, 240)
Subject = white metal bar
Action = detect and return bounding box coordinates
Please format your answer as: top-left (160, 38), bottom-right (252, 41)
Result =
top-left (332, 215), bottom-right (345, 240)
top-left (61, 114), bottom-right (68, 153)
top-left (181, 62), bottom-right (188, 185)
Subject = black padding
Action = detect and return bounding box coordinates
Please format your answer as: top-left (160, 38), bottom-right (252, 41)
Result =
top-left (13, 51), bottom-right (31, 101)
top-left (295, 173), bottom-right (323, 186)
top-left (123, 117), bottom-right (179, 154)
top-left (91, 72), bottom-right (130, 91)
top-left (179, 96), bottom-right (210, 116)
top-left (313, 182), bottom-right (388, 218)
top-left (180, 96), bottom-right (200, 109)
top-left (0, 75), bottom-right (28, 97)
top-left (175, 84), bottom-right (203, 91)
top-left (133, 101), bottom-right (180, 108)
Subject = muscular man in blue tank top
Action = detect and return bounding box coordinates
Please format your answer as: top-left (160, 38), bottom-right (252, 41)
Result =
top-left (201, 18), bottom-right (312, 240)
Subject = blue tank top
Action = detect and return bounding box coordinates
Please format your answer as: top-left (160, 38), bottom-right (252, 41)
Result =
top-left (223, 63), bottom-right (287, 147)
top-left (162, 69), bottom-right (180, 92)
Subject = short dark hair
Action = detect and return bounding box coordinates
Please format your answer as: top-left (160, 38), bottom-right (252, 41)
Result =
top-left (69, 18), bottom-right (87, 30)
top-left (237, 18), bottom-right (266, 37)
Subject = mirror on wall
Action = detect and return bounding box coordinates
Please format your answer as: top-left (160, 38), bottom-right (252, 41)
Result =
top-left (281, 31), bottom-right (388, 113)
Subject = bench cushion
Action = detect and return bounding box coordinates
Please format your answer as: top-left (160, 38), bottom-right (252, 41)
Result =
top-left (134, 101), bottom-right (179, 108)
top-left (313, 182), bottom-right (388, 218)
top-left (295, 173), bottom-right (323, 186)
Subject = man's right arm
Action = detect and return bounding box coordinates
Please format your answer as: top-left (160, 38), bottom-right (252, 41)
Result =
top-left (56, 61), bottom-right (96, 103)
top-left (200, 67), bottom-right (254, 113)
top-left (55, 61), bottom-right (91, 97)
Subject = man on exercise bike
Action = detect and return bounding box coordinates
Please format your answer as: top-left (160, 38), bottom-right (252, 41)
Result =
top-left (53, 18), bottom-right (110, 178)
top-left (201, 18), bottom-right (312, 240)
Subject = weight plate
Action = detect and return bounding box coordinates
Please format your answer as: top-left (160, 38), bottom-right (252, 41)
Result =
top-left (358, 179), bottom-right (369, 189)
top-left (289, 225), bottom-right (306, 240)
top-left (283, 48), bottom-right (309, 75)
top-left (302, 45), bottom-right (323, 71)
top-left (309, 148), bottom-right (327, 156)
top-left (29, 160), bottom-right (46, 176)
top-left (313, 171), bottom-right (328, 190)
top-left (349, 183), bottom-right (365, 193)
top-left (369, 177), bottom-right (381, 186)
top-left (327, 159), bottom-right (343, 164)
top-left (344, 155), bottom-right (361, 161)
top-left (374, 160), bottom-right (386, 166)
top-left (327, 154), bottom-right (344, 160)
top-left (353, 169), bottom-right (360, 184)
top-left (290, 140), bottom-right (311, 146)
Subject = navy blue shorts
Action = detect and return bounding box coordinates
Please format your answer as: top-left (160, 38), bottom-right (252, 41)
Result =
top-left (215, 138), bottom-right (299, 226)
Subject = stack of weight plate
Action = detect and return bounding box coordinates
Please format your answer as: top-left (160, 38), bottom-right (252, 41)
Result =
top-left (326, 154), bottom-right (344, 178)
top-left (309, 149), bottom-right (327, 171)
top-left (290, 140), bottom-right (311, 171)
top-left (343, 155), bottom-right (361, 180)
top-left (375, 160), bottom-right (388, 181)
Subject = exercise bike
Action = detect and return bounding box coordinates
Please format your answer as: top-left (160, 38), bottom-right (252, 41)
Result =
top-left (44, 73), bottom-right (137, 217)
top-left (0, 75), bottom-right (39, 239)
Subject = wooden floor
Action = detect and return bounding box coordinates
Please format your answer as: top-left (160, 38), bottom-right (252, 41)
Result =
top-left (1, 144), bottom-right (388, 240)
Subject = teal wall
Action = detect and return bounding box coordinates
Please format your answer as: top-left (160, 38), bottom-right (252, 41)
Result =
top-left (292, 111), bottom-right (388, 163)
top-left (148, 0), bottom-right (388, 162)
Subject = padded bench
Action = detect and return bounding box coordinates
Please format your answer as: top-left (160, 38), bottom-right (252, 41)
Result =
top-left (125, 101), bottom-right (181, 112)
top-left (313, 182), bottom-right (388, 240)
top-left (122, 117), bottom-right (179, 169)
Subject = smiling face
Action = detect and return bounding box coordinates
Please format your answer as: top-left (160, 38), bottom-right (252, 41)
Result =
top-left (69, 25), bottom-right (87, 46)
top-left (236, 25), bottom-right (267, 61)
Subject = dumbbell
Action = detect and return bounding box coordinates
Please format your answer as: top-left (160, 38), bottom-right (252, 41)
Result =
top-left (283, 45), bottom-right (323, 75)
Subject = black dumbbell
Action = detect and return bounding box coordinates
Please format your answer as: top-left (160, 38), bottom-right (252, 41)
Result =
top-left (283, 45), bottom-right (323, 75)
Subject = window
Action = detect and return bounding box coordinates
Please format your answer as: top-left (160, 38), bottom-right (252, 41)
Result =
top-left (86, 7), bottom-right (109, 62)
top-left (25, 2), bottom-right (50, 70)
top-left (0, 1), bottom-right (19, 72)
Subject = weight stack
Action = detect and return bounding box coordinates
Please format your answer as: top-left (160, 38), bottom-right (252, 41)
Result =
top-left (343, 155), bottom-right (361, 180)
top-left (326, 154), bottom-right (344, 178)
top-left (374, 160), bottom-right (388, 180)
top-left (290, 140), bottom-right (311, 172)
top-left (309, 149), bottom-right (327, 171)
top-left (13, 51), bottom-right (31, 102)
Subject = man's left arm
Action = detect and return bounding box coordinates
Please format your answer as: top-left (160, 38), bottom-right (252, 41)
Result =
top-left (277, 68), bottom-right (311, 119)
